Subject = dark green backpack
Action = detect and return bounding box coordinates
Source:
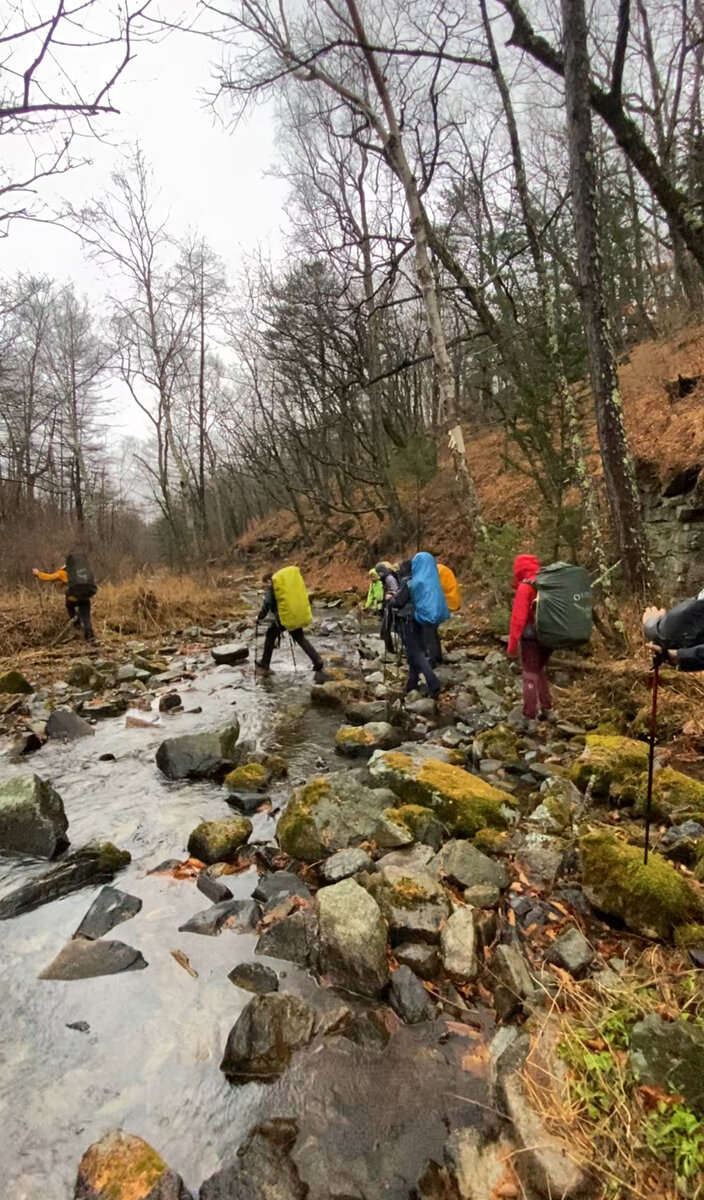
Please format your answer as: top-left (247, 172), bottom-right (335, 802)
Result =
top-left (66, 553), bottom-right (97, 601)
top-left (532, 562), bottom-right (592, 649)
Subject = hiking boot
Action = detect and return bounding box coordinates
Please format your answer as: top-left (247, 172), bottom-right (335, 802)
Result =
top-left (313, 668), bottom-right (333, 683)
top-left (255, 661), bottom-right (272, 677)
top-left (539, 709), bottom-right (556, 724)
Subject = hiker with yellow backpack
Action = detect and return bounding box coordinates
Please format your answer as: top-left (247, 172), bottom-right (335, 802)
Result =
top-left (423, 558), bottom-right (461, 667)
top-left (255, 566), bottom-right (329, 680)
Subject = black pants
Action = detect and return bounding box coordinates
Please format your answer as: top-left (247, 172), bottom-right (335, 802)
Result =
top-left (260, 623), bottom-right (323, 671)
top-left (380, 608), bottom-right (395, 655)
top-left (422, 624), bottom-right (443, 667)
top-left (399, 618), bottom-right (441, 697)
top-left (66, 597), bottom-right (94, 641)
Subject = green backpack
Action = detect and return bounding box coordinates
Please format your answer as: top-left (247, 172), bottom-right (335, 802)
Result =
top-left (532, 562), bottom-right (592, 649)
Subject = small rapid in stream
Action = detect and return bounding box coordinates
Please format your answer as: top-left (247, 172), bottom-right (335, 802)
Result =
top-left (0, 621), bottom-right (487, 1200)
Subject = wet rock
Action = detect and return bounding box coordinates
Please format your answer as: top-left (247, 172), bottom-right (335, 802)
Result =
top-left (226, 791), bottom-right (267, 816)
top-left (317, 878), bottom-right (389, 997)
top-left (372, 812), bottom-right (415, 849)
top-left (178, 898), bottom-right (259, 936)
top-left (388, 964), bottom-right (433, 1024)
top-left (74, 886), bottom-right (142, 939)
top-left (256, 908), bottom-right (318, 966)
top-left (41, 937), bottom-right (147, 980)
top-left (489, 943), bottom-right (535, 1021)
top-left (369, 862), bottom-right (451, 945)
top-left (581, 831), bottom-right (704, 939)
top-left (630, 1014), bottom-right (704, 1115)
top-left (405, 697), bottom-right (437, 717)
top-left (546, 927), bottom-right (595, 978)
top-left (338, 1006), bottom-right (395, 1049)
top-left (211, 642), bottom-right (249, 665)
top-left (394, 942), bottom-right (440, 980)
top-left (662, 820), bottom-right (704, 866)
top-left (440, 907), bottom-right (478, 982)
top-left (0, 773), bottom-right (69, 858)
top-left (228, 962), bottom-right (279, 995)
top-left (224, 761), bottom-right (270, 792)
top-left (345, 700), bottom-right (389, 725)
top-left (74, 1129), bottom-right (189, 1199)
top-left (83, 696), bottom-right (128, 719)
top-left (156, 722), bottom-right (240, 780)
top-left (310, 678), bottom-right (366, 708)
top-left (386, 804), bottom-right (444, 851)
top-left (46, 708), bottom-right (95, 740)
top-left (12, 730), bottom-right (43, 756)
top-left (444, 1128), bottom-right (519, 1200)
top-left (253, 871), bottom-right (311, 904)
top-left (159, 692), bottom-right (182, 713)
top-left (0, 842), bottom-right (130, 919)
top-left (67, 1020), bottom-right (90, 1032)
top-left (197, 870), bottom-right (233, 903)
top-left (434, 840), bottom-right (509, 891)
top-left (276, 770), bottom-right (395, 863)
top-left (187, 817), bottom-right (252, 864)
top-left (368, 748), bottom-right (517, 838)
top-left (335, 721), bottom-right (401, 758)
top-left (320, 847), bottom-right (373, 884)
top-left (0, 669), bottom-right (33, 694)
top-left (220, 993), bottom-right (315, 1082)
top-left (200, 1118), bottom-right (305, 1200)
top-left (117, 664), bottom-right (139, 682)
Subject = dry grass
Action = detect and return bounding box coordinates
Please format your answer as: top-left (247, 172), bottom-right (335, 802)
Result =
top-left (0, 571), bottom-right (252, 674)
top-left (526, 949), bottom-right (704, 1200)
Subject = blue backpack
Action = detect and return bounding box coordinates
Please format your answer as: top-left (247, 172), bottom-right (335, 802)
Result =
top-left (410, 552), bottom-right (450, 625)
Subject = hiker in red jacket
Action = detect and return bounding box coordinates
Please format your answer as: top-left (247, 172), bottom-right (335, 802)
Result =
top-left (507, 553), bottom-right (553, 726)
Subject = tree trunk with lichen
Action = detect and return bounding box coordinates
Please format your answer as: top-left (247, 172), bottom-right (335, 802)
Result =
top-left (561, 0), bottom-right (653, 595)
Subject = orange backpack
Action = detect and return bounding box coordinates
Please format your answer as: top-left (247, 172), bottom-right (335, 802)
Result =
top-left (437, 563), bottom-right (461, 612)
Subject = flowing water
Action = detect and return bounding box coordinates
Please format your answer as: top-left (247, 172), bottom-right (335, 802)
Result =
top-left (0, 627), bottom-right (488, 1199)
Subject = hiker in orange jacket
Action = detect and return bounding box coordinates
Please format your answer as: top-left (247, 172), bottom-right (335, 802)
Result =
top-left (33, 558), bottom-right (96, 642)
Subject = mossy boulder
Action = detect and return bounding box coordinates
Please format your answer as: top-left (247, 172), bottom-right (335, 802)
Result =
top-left (187, 817), bottom-right (252, 864)
top-left (633, 767), bottom-right (704, 821)
top-left (334, 722), bottom-right (400, 758)
top-left (368, 749), bottom-right (517, 838)
top-left (581, 831), bottom-right (704, 940)
top-left (0, 669), bottom-right (33, 695)
top-left (74, 1129), bottom-right (189, 1199)
top-left (223, 761), bottom-right (270, 792)
top-left (366, 862), bottom-right (451, 945)
top-left (473, 827), bottom-right (513, 856)
top-left (673, 923), bottom-right (704, 949)
top-left (276, 771), bottom-right (395, 863)
top-left (66, 660), bottom-right (103, 690)
top-left (569, 734), bottom-right (650, 797)
top-left (310, 679), bottom-right (366, 708)
top-left (475, 723), bottom-right (519, 762)
top-left (263, 754), bottom-right (289, 779)
top-left (0, 773), bottom-right (69, 858)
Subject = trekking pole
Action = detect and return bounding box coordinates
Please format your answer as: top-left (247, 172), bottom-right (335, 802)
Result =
top-left (643, 653), bottom-right (661, 866)
top-left (289, 635), bottom-right (298, 674)
top-left (254, 621), bottom-right (259, 676)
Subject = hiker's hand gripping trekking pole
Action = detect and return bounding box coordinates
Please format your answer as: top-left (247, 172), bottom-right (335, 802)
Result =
top-left (643, 651), bottom-right (661, 866)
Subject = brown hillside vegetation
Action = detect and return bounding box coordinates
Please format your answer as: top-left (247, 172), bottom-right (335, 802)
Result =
top-left (238, 323), bottom-right (704, 591)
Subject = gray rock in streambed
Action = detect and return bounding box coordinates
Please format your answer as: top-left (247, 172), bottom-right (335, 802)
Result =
top-left (319, 847), bottom-right (374, 884)
top-left (0, 843), bottom-right (131, 920)
top-left (155, 721), bottom-right (240, 780)
top-left (316, 878), bottom-right (389, 997)
top-left (45, 708), bottom-right (95, 740)
top-left (252, 871), bottom-right (311, 905)
top-left (228, 961), bottom-right (279, 995)
top-left (197, 870), bottom-right (233, 903)
top-left (256, 908), bottom-right (318, 967)
top-left (74, 886), bottom-right (142, 939)
top-left (199, 1119), bottom-right (305, 1200)
top-left (0, 773), bottom-right (69, 858)
top-left (434, 839), bottom-right (509, 891)
top-left (546, 927), bottom-right (595, 978)
top-left (220, 993), bottom-right (315, 1082)
top-left (211, 642), bottom-right (249, 665)
top-left (388, 965), bottom-right (433, 1024)
top-left (40, 936), bottom-right (147, 980)
top-left (178, 898), bottom-right (260, 936)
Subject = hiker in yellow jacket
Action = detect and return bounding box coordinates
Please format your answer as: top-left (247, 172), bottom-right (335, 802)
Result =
top-left (33, 552), bottom-right (97, 642)
top-left (255, 566), bottom-right (328, 680)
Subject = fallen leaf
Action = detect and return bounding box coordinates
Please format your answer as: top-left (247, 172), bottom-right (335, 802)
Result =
top-left (445, 1020), bottom-right (482, 1040)
top-left (639, 1083), bottom-right (683, 1111)
top-left (171, 949), bottom-right (197, 979)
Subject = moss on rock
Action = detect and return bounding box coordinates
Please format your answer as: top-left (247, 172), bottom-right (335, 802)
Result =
top-left (477, 723), bottom-right (519, 762)
top-left (369, 750), bottom-right (517, 838)
top-left (673, 923), bottom-right (704, 949)
top-left (473, 827), bottom-right (512, 856)
top-left (263, 754), bottom-right (289, 779)
top-left (187, 817), bottom-right (252, 864)
top-left (570, 735), bottom-right (650, 797)
top-left (223, 761), bottom-right (270, 792)
top-left (392, 804), bottom-right (444, 849)
top-left (0, 669), bottom-right (33, 694)
top-left (276, 772), bottom-right (393, 863)
top-left (74, 1129), bottom-right (182, 1199)
top-left (633, 767), bottom-right (704, 821)
top-left (581, 831), bottom-right (704, 940)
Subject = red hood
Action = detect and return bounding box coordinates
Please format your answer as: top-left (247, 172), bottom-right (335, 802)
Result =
top-left (512, 554), bottom-right (540, 590)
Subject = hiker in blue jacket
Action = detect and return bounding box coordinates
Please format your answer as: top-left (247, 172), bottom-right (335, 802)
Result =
top-left (390, 555), bottom-right (445, 699)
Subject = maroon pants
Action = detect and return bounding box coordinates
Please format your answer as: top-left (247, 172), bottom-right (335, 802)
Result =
top-left (520, 638), bottom-right (552, 718)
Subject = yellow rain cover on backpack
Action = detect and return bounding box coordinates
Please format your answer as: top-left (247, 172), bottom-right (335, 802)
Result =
top-left (437, 563), bottom-right (461, 612)
top-left (272, 566), bottom-right (312, 631)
